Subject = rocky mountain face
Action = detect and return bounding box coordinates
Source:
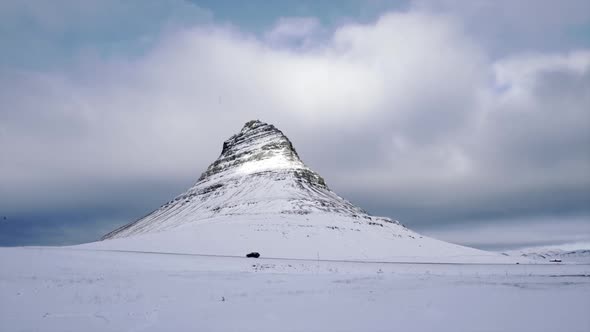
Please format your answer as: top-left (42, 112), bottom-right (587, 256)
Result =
top-left (102, 120), bottom-right (395, 240)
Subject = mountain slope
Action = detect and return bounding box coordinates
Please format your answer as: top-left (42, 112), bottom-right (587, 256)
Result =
top-left (84, 120), bottom-right (516, 263)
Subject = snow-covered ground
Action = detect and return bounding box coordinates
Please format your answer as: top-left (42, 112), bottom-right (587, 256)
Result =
top-left (82, 214), bottom-right (521, 264)
top-left (1, 247), bottom-right (589, 332)
top-left (4, 121), bottom-right (587, 331)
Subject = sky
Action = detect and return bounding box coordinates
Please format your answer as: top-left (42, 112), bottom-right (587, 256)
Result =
top-left (1, 0), bottom-right (589, 251)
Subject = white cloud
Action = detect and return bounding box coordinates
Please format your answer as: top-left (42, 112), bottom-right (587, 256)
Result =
top-left (411, 0), bottom-right (590, 56)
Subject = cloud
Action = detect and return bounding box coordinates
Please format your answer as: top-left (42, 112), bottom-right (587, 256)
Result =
top-left (0, 1), bottom-right (588, 247)
top-left (264, 16), bottom-right (323, 48)
top-left (411, 0), bottom-right (590, 56)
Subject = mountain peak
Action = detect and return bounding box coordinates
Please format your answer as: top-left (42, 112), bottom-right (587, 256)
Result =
top-left (200, 120), bottom-right (302, 181)
top-left (242, 119), bottom-right (265, 131)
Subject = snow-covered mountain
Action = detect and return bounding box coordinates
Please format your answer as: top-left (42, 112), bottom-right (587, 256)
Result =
top-left (102, 120), bottom-right (393, 239)
top-left (86, 120), bottom-right (515, 263)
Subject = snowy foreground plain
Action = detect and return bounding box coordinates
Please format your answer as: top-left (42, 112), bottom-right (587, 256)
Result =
top-left (1, 247), bottom-right (589, 332)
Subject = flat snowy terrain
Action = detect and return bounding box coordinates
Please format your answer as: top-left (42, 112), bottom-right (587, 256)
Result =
top-left (1, 247), bottom-right (589, 332)
top-left (81, 214), bottom-right (520, 264)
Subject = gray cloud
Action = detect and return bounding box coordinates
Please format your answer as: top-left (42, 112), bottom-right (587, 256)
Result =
top-left (1, 1), bottom-right (588, 249)
top-left (421, 216), bottom-right (590, 251)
